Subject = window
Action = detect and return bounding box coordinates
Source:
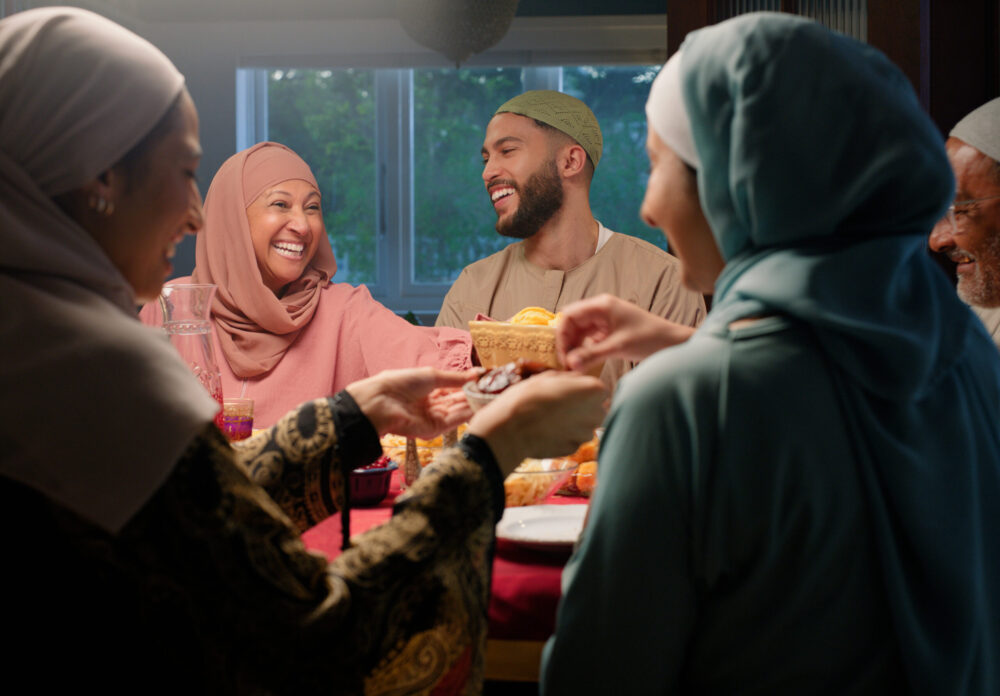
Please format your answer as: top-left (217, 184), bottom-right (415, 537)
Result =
top-left (236, 16), bottom-right (668, 319)
top-left (410, 67), bottom-right (525, 284)
top-left (266, 68), bottom-right (377, 286)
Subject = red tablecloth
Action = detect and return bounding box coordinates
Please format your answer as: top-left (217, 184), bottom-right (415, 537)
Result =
top-left (300, 469), bottom-right (585, 642)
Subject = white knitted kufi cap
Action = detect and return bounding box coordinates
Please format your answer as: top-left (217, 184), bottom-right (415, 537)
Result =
top-left (950, 97), bottom-right (1000, 163)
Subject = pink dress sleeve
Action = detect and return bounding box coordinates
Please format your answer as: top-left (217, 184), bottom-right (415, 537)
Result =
top-left (334, 284), bottom-right (473, 377)
top-left (136, 280), bottom-right (472, 428)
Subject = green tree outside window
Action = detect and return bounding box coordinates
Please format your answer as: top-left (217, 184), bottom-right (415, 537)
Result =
top-left (266, 64), bottom-right (663, 293)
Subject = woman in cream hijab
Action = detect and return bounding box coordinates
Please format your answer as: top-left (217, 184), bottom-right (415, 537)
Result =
top-left (0, 8), bottom-right (606, 694)
top-left (142, 141), bottom-right (473, 428)
top-left (545, 12), bottom-right (1000, 694)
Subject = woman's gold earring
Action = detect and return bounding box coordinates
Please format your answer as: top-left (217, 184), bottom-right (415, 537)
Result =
top-left (87, 194), bottom-right (114, 216)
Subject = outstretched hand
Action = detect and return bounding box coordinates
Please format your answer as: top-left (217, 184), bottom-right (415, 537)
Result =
top-left (556, 294), bottom-right (695, 373)
top-left (467, 370), bottom-right (608, 476)
top-left (346, 367), bottom-right (479, 440)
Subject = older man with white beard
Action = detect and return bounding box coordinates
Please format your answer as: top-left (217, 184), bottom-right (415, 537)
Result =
top-left (436, 90), bottom-right (705, 387)
top-left (929, 97), bottom-right (1000, 348)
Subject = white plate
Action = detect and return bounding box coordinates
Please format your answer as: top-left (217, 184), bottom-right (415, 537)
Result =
top-left (496, 504), bottom-right (587, 550)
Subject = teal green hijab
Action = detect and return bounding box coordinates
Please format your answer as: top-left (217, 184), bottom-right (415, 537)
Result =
top-left (680, 13), bottom-right (963, 400)
top-left (669, 13), bottom-right (999, 693)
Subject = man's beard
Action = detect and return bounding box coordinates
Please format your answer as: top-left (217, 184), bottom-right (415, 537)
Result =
top-left (957, 231), bottom-right (1000, 307)
top-left (496, 160), bottom-right (564, 239)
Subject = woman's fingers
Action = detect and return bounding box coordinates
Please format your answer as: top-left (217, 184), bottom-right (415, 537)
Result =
top-left (564, 333), bottom-right (622, 372)
top-left (468, 372), bottom-right (608, 473)
top-left (556, 295), bottom-right (623, 363)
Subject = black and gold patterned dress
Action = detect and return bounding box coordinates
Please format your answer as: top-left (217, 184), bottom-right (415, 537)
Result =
top-left (2, 393), bottom-right (503, 695)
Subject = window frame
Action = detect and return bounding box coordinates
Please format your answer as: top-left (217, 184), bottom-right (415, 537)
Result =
top-left (235, 15), bottom-right (667, 316)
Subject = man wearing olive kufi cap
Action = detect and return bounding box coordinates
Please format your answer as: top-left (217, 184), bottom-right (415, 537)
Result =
top-left (928, 97), bottom-right (1000, 348)
top-left (436, 90), bottom-right (705, 388)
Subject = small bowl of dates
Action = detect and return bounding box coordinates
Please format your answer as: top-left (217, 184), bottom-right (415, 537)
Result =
top-left (463, 359), bottom-right (551, 412)
top-left (350, 455), bottom-right (398, 507)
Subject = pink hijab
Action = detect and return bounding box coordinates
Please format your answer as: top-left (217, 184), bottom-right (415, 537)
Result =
top-left (193, 142), bottom-right (339, 377)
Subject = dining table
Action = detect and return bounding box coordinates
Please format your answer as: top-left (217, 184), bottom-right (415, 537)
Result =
top-left (301, 468), bottom-right (587, 684)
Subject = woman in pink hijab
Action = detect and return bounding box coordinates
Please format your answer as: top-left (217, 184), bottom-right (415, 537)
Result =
top-left (142, 142), bottom-right (472, 427)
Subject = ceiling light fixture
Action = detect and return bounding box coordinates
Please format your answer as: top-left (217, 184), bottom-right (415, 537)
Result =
top-left (398, 0), bottom-right (519, 67)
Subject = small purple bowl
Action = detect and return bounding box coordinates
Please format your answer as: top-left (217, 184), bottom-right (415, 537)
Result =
top-left (350, 461), bottom-right (398, 507)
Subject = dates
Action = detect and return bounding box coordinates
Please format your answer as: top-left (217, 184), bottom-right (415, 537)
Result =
top-left (354, 454), bottom-right (392, 473)
top-left (476, 359), bottom-right (549, 394)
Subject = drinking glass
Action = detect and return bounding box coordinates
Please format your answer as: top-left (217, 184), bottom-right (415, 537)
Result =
top-left (222, 398), bottom-right (254, 441)
top-left (158, 284), bottom-right (224, 428)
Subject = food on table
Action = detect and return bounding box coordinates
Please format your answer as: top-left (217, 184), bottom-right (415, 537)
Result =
top-left (464, 359), bottom-right (551, 412)
top-left (573, 461), bottom-right (598, 496)
top-left (565, 437), bottom-right (598, 464)
top-left (380, 424), bottom-right (467, 468)
top-left (468, 306), bottom-right (562, 369)
top-left (380, 423), bottom-right (467, 450)
top-left (475, 358), bottom-right (550, 394)
top-left (350, 454), bottom-right (398, 507)
top-left (508, 306), bottom-right (560, 326)
top-left (556, 435), bottom-right (600, 497)
top-left (380, 442), bottom-right (434, 468)
top-left (504, 457), bottom-right (579, 507)
top-left (353, 453), bottom-right (394, 473)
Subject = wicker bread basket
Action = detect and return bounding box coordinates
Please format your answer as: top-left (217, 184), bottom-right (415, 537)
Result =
top-left (469, 320), bottom-right (604, 377)
top-left (468, 321), bottom-right (560, 370)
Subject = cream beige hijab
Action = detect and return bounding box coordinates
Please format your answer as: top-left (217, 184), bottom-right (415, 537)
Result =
top-left (645, 49), bottom-right (699, 169)
top-left (0, 8), bottom-right (218, 532)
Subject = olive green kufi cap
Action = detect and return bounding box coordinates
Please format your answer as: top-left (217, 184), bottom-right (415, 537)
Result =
top-left (495, 90), bottom-right (603, 168)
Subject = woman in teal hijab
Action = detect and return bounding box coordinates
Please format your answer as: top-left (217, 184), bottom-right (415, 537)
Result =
top-left (542, 13), bottom-right (1000, 695)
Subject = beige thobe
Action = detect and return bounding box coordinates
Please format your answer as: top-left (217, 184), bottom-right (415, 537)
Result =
top-left (436, 227), bottom-right (706, 388)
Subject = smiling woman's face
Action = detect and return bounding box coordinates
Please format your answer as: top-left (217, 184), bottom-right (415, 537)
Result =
top-left (640, 126), bottom-right (724, 295)
top-left (245, 178), bottom-right (323, 296)
top-left (80, 89), bottom-right (204, 303)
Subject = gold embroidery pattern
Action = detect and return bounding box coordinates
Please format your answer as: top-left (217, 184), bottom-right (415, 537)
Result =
top-left (335, 449), bottom-right (496, 694)
top-left (14, 411), bottom-right (497, 694)
top-left (236, 397), bottom-right (342, 531)
top-left (274, 398), bottom-right (336, 461)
